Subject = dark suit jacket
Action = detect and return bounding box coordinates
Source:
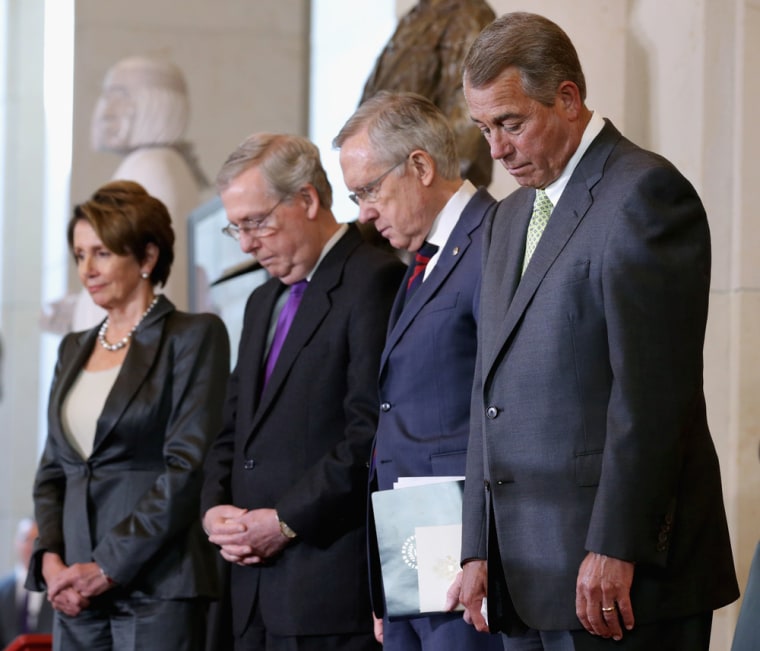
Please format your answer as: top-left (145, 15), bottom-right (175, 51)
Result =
top-left (373, 187), bottom-right (495, 489)
top-left (462, 120), bottom-right (739, 632)
top-left (0, 574), bottom-right (54, 647)
top-left (369, 187), bottom-right (495, 618)
top-left (201, 224), bottom-right (405, 638)
top-left (29, 296), bottom-right (230, 601)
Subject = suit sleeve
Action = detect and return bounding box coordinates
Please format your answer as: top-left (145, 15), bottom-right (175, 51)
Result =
top-left (461, 208), bottom-right (496, 563)
top-left (28, 335), bottom-right (78, 588)
top-left (201, 306), bottom-right (247, 515)
top-left (585, 162), bottom-right (711, 566)
top-left (275, 257), bottom-right (404, 545)
top-left (92, 316), bottom-right (230, 584)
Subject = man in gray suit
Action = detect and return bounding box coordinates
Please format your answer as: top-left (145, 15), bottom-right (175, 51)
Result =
top-left (458, 12), bottom-right (738, 651)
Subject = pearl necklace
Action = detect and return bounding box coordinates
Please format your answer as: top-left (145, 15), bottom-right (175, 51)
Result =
top-left (98, 296), bottom-right (160, 352)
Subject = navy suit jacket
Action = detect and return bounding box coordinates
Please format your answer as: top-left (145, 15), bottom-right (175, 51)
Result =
top-left (463, 120), bottom-right (738, 632)
top-left (373, 187), bottom-right (495, 489)
top-left (201, 224), bottom-right (405, 638)
top-left (369, 188), bottom-right (495, 618)
top-left (29, 296), bottom-right (230, 600)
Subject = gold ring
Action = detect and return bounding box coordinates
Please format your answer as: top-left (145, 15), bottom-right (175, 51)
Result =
top-left (601, 606), bottom-right (615, 612)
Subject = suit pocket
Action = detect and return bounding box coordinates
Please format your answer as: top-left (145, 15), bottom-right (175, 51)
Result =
top-left (559, 259), bottom-right (590, 286)
top-left (418, 291), bottom-right (459, 316)
top-left (575, 450), bottom-right (603, 486)
top-left (431, 449), bottom-right (467, 476)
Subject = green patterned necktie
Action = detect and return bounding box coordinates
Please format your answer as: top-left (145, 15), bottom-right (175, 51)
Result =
top-left (522, 189), bottom-right (554, 275)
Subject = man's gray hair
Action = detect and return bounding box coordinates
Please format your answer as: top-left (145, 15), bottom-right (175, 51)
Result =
top-left (216, 133), bottom-right (333, 209)
top-left (333, 91), bottom-right (460, 181)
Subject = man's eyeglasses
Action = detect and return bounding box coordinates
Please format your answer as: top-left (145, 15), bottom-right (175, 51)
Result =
top-left (348, 160), bottom-right (405, 205)
top-left (222, 198), bottom-right (284, 241)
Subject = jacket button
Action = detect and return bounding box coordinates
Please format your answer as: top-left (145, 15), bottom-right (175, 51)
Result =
top-left (243, 459), bottom-right (255, 470)
top-left (486, 406), bottom-right (499, 419)
top-left (380, 402), bottom-right (391, 412)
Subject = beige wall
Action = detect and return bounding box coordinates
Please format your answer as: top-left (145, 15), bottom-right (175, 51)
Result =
top-left (71, 0), bottom-right (310, 212)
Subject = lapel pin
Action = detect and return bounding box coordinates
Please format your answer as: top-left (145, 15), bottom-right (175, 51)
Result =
top-left (452, 246), bottom-right (460, 256)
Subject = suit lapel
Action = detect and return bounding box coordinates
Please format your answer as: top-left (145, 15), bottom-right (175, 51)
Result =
top-left (253, 225), bottom-right (362, 430)
top-left (91, 296), bottom-right (173, 454)
top-left (241, 278), bottom-right (284, 424)
top-left (50, 328), bottom-right (100, 457)
top-left (483, 121), bottom-right (619, 377)
top-left (381, 189), bottom-right (492, 371)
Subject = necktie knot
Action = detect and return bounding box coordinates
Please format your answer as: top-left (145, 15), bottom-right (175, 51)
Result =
top-left (263, 279), bottom-right (309, 389)
top-left (522, 189), bottom-right (554, 275)
top-left (406, 241), bottom-right (439, 295)
top-left (289, 279), bottom-right (308, 299)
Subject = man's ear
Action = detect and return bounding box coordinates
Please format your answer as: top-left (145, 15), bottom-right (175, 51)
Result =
top-left (556, 80), bottom-right (583, 120)
top-left (301, 184), bottom-right (320, 220)
top-left (409, 150), bottom-right (435, 187)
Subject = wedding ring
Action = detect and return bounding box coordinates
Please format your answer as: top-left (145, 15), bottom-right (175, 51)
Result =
top-left (601, 606), bottom-right (615, 613)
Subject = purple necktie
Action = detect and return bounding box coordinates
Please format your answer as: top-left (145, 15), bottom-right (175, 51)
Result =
top-left (263, 279), bottom-right (308, 387)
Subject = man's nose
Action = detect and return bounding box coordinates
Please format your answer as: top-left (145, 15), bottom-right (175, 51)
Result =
top-left (357, 202), bottom-right (378, 224)
top-left (239, 232), bottom-right (260, 255)
top-left (489, 130), bottom-right (514, 161)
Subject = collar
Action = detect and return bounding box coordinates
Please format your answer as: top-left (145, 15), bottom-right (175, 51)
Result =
top-left (306, 223), bottom-right (348, 281)
top-left (543, 110), bottom-right (605, 207)
top-left (425, 179), bottom-right (477, 267)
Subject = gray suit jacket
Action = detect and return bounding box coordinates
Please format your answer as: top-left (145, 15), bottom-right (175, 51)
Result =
top-left (463, 120), bottom-right (738, 632)
top-left (29, 296), bottom-right (230, 600)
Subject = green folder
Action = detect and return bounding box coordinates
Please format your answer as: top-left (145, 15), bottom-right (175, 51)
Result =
top-left (371, 479), bottom-right (465, 619)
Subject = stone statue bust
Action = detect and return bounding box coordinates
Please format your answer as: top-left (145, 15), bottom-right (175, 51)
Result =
top-left (68, 55), bottom-right (208, 329)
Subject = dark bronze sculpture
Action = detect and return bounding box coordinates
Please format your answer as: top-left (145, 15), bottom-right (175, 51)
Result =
top-left (360, 0), bottom-right (496, 188)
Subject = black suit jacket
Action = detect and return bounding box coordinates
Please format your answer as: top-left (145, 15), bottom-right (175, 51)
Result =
top-left (0, 573), bottom-right (53, 647)
top-left (29, 296), bottom-right (230, 600)
top-left (463, 120), bottom-right (739, 631)
top-left (201, 224), bottom-right (405, 637)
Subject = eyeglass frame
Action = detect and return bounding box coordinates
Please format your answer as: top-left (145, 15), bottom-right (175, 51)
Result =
top-left (221, 197), bottom-right (285, 241)
top-left (348, 159), bottom-right (406, 206)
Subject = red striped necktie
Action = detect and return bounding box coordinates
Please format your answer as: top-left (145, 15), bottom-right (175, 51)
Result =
top-left (405, 240), bottom-right (438, 303)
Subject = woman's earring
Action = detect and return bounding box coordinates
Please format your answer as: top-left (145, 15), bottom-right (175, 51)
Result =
top-left (141, 272), bottom-right (149, 280)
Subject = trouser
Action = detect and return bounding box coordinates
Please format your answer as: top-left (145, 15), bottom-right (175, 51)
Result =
top-left (53, 595), bottom-right (207, 651)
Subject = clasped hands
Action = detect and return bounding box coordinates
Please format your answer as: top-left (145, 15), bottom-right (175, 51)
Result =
top-left (42, 552), bottom-right (113, 617)
top-left (203, 505), bottom-right (291, 566)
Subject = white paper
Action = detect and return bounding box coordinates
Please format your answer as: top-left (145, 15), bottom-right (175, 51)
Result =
top-left (415, 523), bottom-right (463, 612)
top-left (394, 475), bottom-right (465, 489)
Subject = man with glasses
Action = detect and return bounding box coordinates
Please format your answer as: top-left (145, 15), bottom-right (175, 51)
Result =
top-left (201, 132), bottom-right (405, 651)
top-left (333, 92), bottom-right (499, 651)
